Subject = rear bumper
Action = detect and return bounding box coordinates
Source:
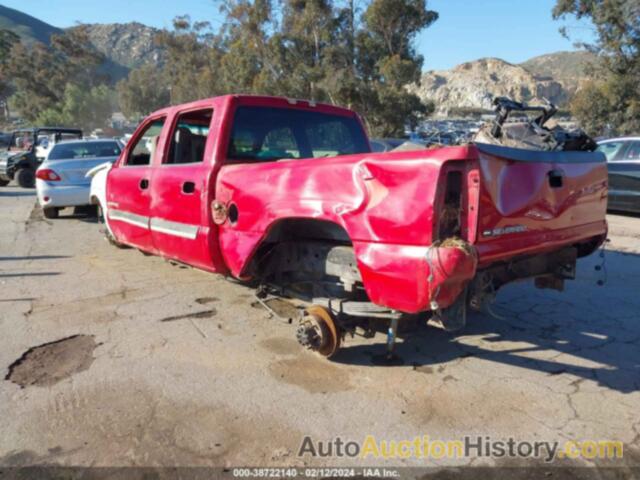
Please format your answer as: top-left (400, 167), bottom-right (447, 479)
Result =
top-left (353, 221), bottom-right (606, 314)
top-left (353, 241), bottom-right (478, 313)
top-left (475, 220), bottom-right (607, 267)
top-left (36, 181), bottom-right (91, 207)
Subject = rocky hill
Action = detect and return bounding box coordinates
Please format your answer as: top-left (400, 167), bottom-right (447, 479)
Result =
top-left (520, 50), bottom-right (595, 94)
top-left (78, 23), bottom-right (163, 70)
top-left (412, 52), bottom-right (593, 116)
top-left (0, 5), bottom-right (162, 79)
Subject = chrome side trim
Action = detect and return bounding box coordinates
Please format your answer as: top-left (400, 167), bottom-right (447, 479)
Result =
top-left (108, 209), bottom-right (149, 229)
top-left (149, 217), bottom-right (199, 240)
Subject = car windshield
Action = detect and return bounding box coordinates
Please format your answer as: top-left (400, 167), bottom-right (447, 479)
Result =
top-left (227, 106), bottom-right (370, 162)
top-left (9, 131), bottom-right (36, 151)
top-left (48, 141), bottom-right (121, 160)
top-left (597, 141), bottom-right (626, 161)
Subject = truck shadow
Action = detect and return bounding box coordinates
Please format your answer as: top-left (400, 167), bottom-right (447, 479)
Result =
top-left (0, 190), bottom-right (35, 197)
top-left (0, 255), bottom-right (70, 261)
top-left (334, 248), bottom-right (640, 394)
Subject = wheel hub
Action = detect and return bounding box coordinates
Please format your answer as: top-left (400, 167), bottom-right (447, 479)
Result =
top-left (295, 306), bottom-right (341, 358)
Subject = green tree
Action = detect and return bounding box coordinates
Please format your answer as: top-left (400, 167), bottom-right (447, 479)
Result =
top-left (6, 26), bottom-right (106, 123)
top-left (216, 0), bottom-right (275, 94)
top-left (117, 63), bottom-right (170, 119)
top-left (362, 0), bottom-right (437, 134)
top-left (37, 83), bottom-right (115, 130)
top-left (553, 0), bottom-right (640, 135)
top-left (0, 29), bottom-right (19, 120)
top-left (155, 16), bottom-right (221, 103)
top-left (140, 0), bottom-right (437, 135)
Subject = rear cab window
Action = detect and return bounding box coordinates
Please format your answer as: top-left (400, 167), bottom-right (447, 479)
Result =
top-left (124, 118), bottom-right (166, 167)
top-left (226, 106), bottom-right (370, 163)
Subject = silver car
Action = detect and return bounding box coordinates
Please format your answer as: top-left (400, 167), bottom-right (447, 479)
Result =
top-left (36, 139), bottom-right (123, 219)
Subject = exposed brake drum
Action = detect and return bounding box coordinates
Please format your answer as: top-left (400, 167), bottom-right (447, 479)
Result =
top-left (296, 305), bottom-right (341, 357)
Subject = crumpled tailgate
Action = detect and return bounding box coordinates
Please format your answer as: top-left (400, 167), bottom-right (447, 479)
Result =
top-left (473, 143), bottom-right (608, 266)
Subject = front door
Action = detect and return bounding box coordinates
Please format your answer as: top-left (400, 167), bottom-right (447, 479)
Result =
top-left (149, 108), bottom-right (219, 270)
top-left (106, 116), bottom-right (167, 252)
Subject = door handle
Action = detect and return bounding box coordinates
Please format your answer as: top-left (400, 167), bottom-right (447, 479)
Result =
top-left (182, 181), bottom-right (195, 194)
top-left (139, 178), bottom-right (149, 190)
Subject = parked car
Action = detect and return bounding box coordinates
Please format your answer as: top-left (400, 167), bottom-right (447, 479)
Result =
top-left (35, 139), bottom-right (122, 219)
top-left (597, 137), bottom-right (640, 213)
top-left (0, 127), bottom-right (83, 188)
top-left (94, 95), bottom-right (607, 359)
top-left (0, 132), bottom-right (11, 148)
top-left (370, 138), bottom-right (407, 152)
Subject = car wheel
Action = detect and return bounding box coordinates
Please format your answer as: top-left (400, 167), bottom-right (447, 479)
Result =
top-left (15, 168), bottom-right (35, 188)
top-left (98, 205), bottom-right (129, 249)
top-left (0, 178), bottom-right (9, 187)
top-left (43, 207), bottom-right (59, 219)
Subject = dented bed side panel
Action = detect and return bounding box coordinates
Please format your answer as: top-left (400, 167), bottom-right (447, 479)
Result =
top-left (214, 146), bottom-right (479, 312)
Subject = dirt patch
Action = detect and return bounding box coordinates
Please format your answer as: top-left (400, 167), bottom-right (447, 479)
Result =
top-left (28, 383), bottom-right (305, 467)
top-left (260, 337), bottom-right (300, 356)
top-left (268, 353), bottom-right (353, 393)
top-left (5, 335), bottom-right (98, 388)
top-left (160, 309), bottom-right (217, 322)
top-left (252, 298), bottom-right (301, 321)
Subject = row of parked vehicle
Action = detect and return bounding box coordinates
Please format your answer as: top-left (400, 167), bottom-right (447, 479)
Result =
top-left (0, 121), bottom-right (637, 225)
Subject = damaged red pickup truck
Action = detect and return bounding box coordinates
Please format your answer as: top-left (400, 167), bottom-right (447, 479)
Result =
top-left (103, 95), bottom-right (607, 358)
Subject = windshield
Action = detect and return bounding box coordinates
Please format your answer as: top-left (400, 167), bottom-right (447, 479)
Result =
top-left (227, 106), bottom-right (370, 163)
top-left (596, 141), bottom-right (626, 161)
top-left (9, 131), bottom-right (36, 152)
top-left (48, 141), bottom-right (121, 160)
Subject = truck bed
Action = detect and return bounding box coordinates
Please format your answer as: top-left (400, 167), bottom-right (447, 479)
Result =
top-left (215, 142), bottom-right (608, 314)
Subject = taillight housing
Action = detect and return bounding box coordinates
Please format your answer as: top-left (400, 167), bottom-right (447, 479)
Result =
top-left (36, 169), bottom-right (61, 181)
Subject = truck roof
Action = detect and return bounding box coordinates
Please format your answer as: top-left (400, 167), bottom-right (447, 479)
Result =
top-left (147, 94), bottom-right (358, 119)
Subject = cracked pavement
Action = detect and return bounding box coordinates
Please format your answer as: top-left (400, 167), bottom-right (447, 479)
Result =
top-left (0, 186), bottom-right (639, 471)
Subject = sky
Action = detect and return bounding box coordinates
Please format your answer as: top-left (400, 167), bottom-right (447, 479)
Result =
top-left (5, 0), bottom-right (595, 70)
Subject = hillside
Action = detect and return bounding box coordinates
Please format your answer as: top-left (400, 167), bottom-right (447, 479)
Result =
top-left (0, 6), bottom-right (162, 79)
top-left (520, 50), bottom-right (595, 94)
top-left (78, 23), bottom-right (163, 70)
top-left (0, 4), bottom-right (61, 44)
top-left (2, 5), bottom-right (593, 114)
top-left (411, 57), bottom-right (567, 116)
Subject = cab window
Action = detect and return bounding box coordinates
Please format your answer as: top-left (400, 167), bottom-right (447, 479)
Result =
top-left (125, 118), bottom-right (166, 166)
top-left (165, 109), bottom-right (213, 164)
top-left (227, 106), bottom-right (369, 163)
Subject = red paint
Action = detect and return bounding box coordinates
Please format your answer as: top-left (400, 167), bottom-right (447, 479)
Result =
top-left (106, 95), bottom-right (608, 314)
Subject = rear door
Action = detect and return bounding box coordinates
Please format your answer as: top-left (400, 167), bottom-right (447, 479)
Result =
top-left (106, 116), bottom-right (167, 252)
top-left (149, 107), bottom-right (218, 270)
top-left (606, 140), bottom-right (640, 212)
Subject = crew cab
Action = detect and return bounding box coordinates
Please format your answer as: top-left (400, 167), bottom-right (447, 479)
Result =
top-left (97, 95), bottom-right (608, 359)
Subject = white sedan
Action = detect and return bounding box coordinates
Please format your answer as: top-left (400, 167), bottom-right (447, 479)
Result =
top-left (36, 139), bottom-right (122, 219)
